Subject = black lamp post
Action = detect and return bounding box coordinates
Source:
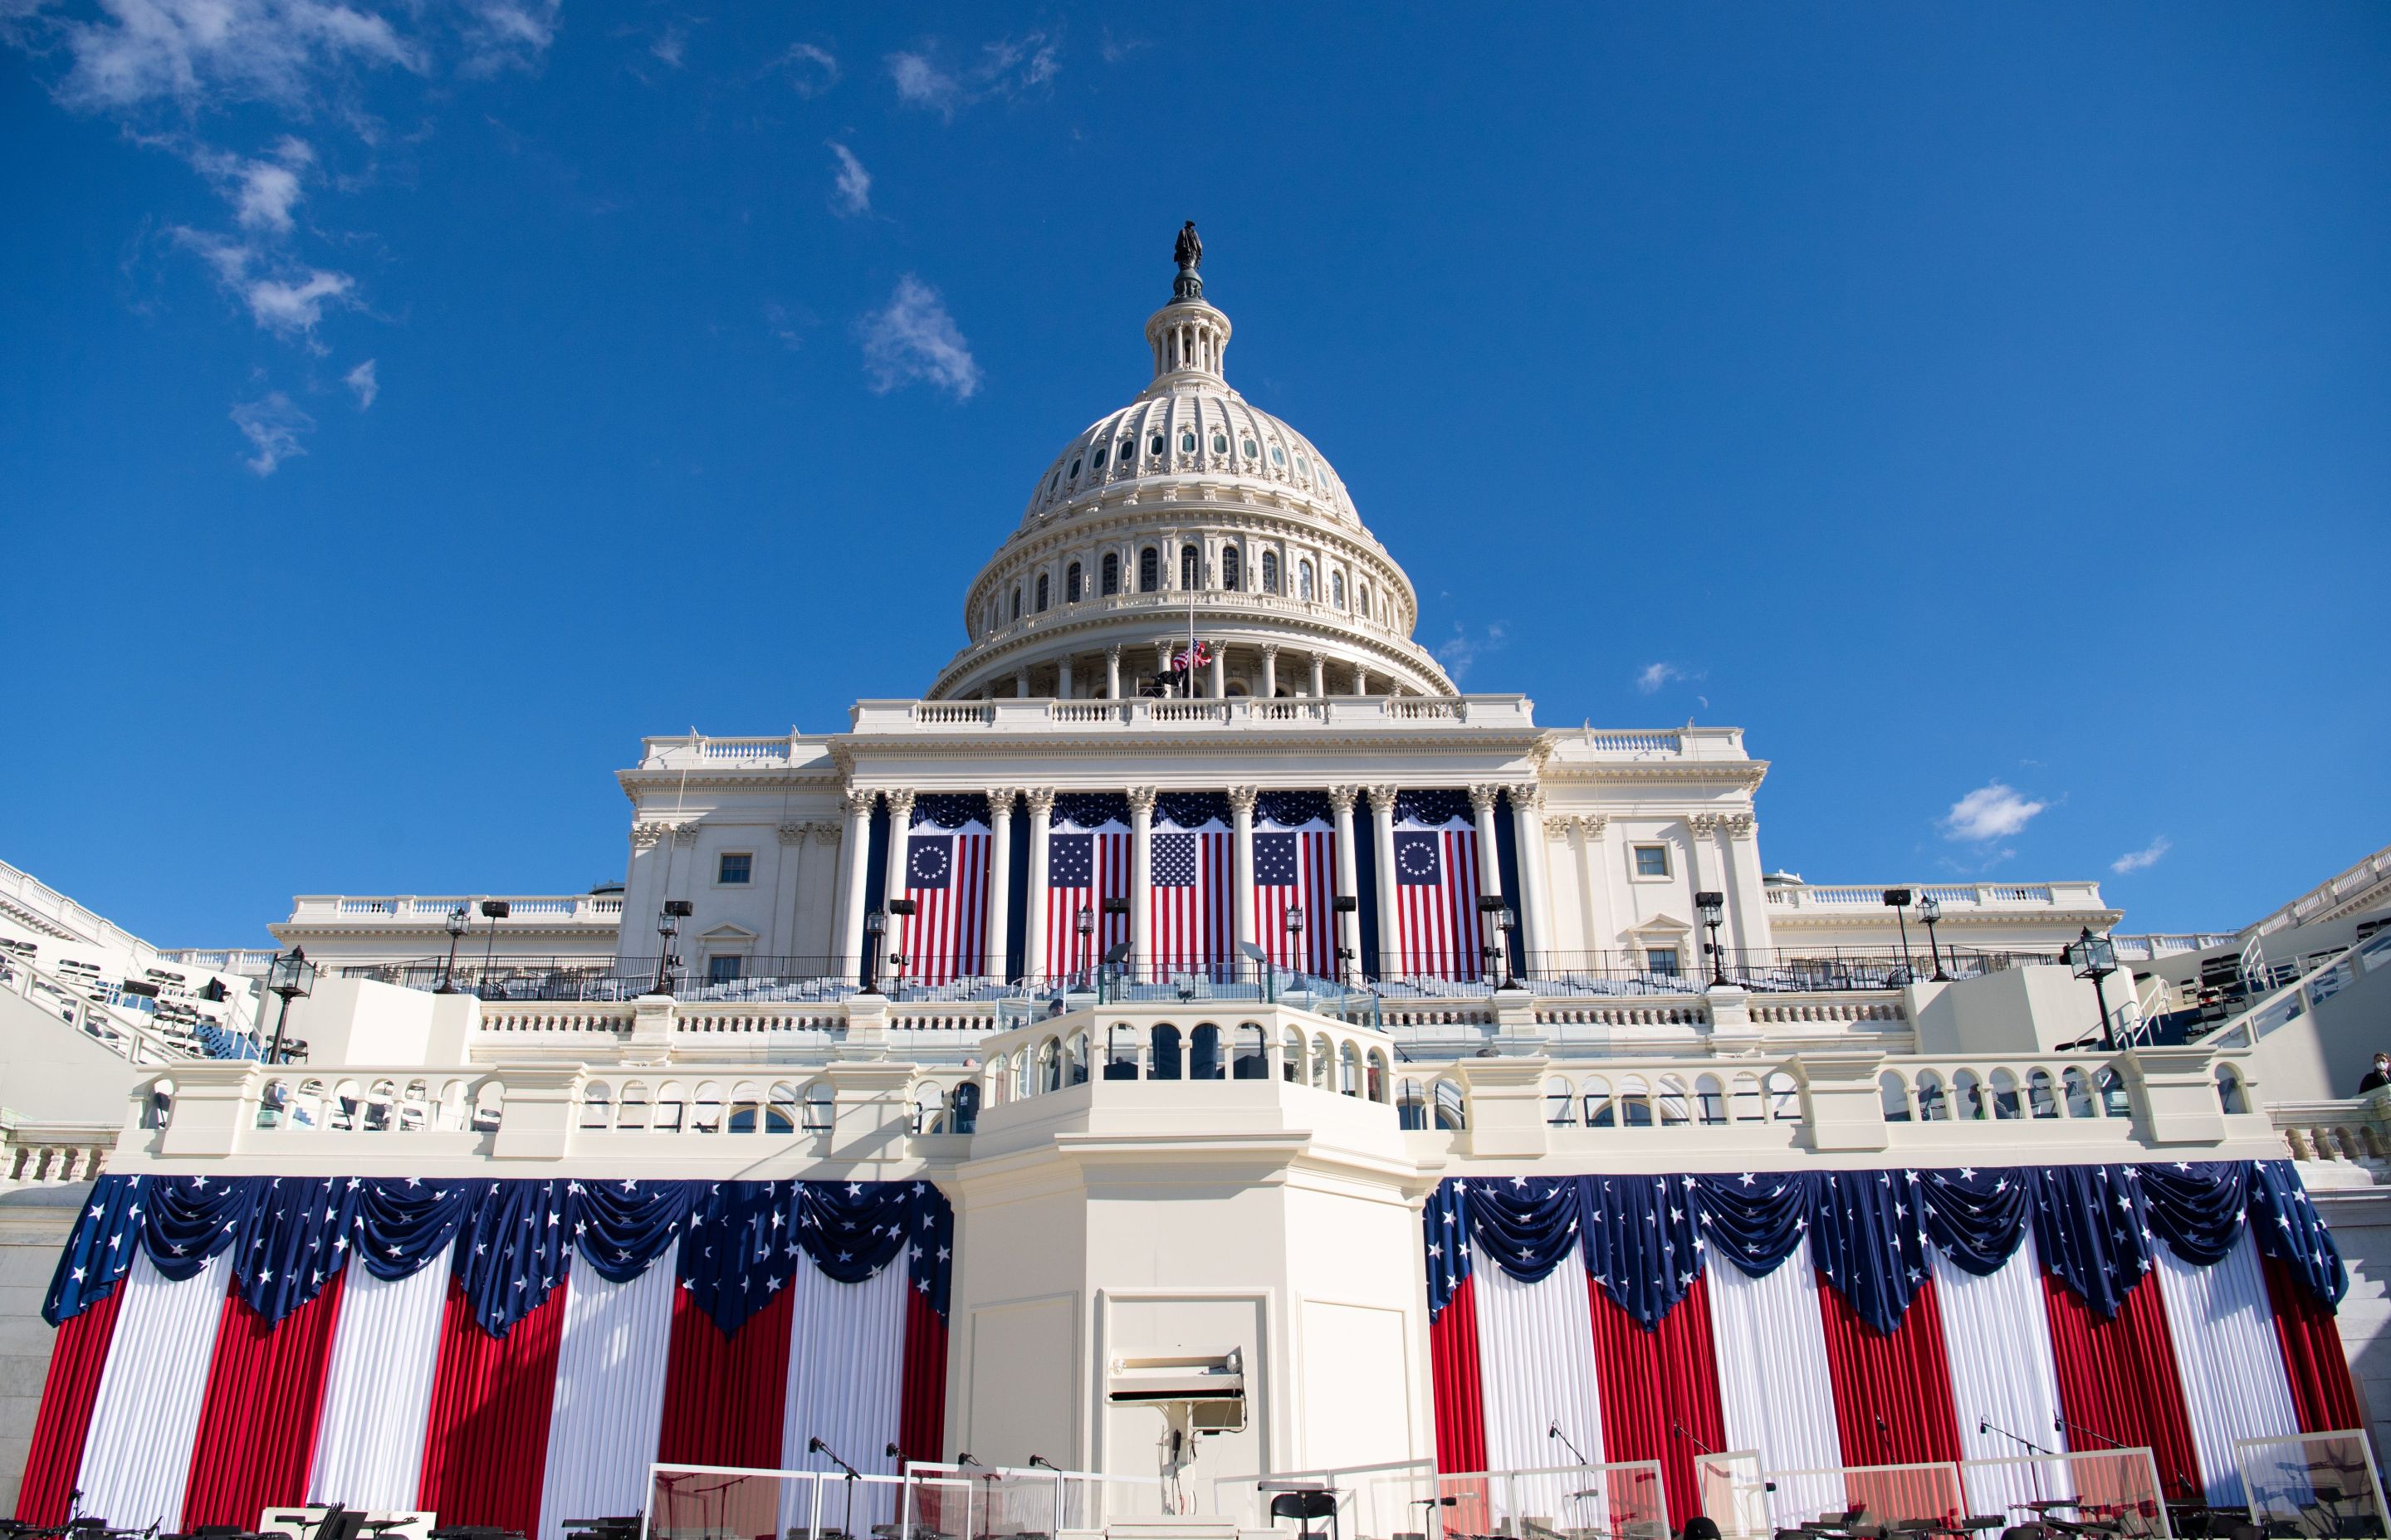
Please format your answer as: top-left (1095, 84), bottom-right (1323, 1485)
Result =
top-left (861, 908), bottom-right (886, 994)
top-left (2066, 926), bottom-right (2120, 1052)
top-left (1919, 896), bottom-right (1950, 982)
top-left (653, 899), bottom-right (692, 995)
top-left (435, 906), bottom-right (470, 993)
top-left (1334, 894), bottom-right (1358, 987)
top-left (265, 947), bottom-right (315, 1065)
top-left (1074, 906), bottom-right (1095, 990)
top-left (475, 899), bottom-right (511, 998)
top-left (885, 897), bottom-right (917, 986)
top-left (1694, 890), bottom-right (1728, 986)
top-left (1477, 894), bottom-right (1519, 989)
top-left (1285, 903), bottom-right (1306, 979)
top-left (1882, 888), bottom-right (1915, 983)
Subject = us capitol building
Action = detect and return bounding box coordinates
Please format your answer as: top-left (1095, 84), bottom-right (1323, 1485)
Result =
top-left (4, 229), bottom-right (2389, 1540)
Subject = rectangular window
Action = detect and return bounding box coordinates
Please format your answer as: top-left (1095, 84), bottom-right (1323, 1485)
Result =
top-left (717, 852), bottom-right (752, 885)
top-left (708, 955), bottom-right (744, 984)
top-left (1633, 844), bottom-right (1670, 878)
top-left (1646, 947), bottom-right (1680, 975)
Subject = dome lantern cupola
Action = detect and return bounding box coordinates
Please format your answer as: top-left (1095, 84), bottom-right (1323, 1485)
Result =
top-left (1147, 221), bottom-right (1231, 383)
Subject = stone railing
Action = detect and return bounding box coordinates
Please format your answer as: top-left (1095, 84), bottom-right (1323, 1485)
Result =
top-left (844, 695), bottom-right (1541, 735)
top-left (0, 1116), bottom-right (115, 1190)
top-left (2108, 932), bottom-right (2242, 962)
top-left (158, 947), bottom-right (281, 977)
top-left (2249, 843), bottom-right (2391, 940)
top-left (284, 892), bottom-right (628, 926)
top-left (2271, 1095), bottom-right (2391, 1184)
top-left (1765, 881), bottom-right (2111, 913)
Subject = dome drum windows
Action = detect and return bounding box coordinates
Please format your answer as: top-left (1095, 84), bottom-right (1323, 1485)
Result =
top-left (1139, 547), bottom-right (1160, 593)
top-left (1065, 562), bottom-right (1083, 604)
top-left (1035, 574), bottom-right (1050, 613)
top-left (1011, 586), bottom-right (1022, 622)
top-left (1260, 551), bottom-right (1280, 595)
top-left (1240, 437), bottom-right (1258, 459)
top-left (1149, 434), bottom-right (1164, 457)
top-left (1220, 546), bottom-right (1242, 591)
top-left (1330, 571), bottom-right (1344, 609)
top-left (1181, 545), bottom-right (1199, 590)
top-left (1269, 443), bottom-right (1285, 467)
top-left (1102, 552), bottom-right (1121, 596)
top-left (1211, 432), bottom-right (1229, 456)
top-left (1180, 431), bottom-right (1197, 455)
top-left (1298, 560), bottom-right (1314, 601)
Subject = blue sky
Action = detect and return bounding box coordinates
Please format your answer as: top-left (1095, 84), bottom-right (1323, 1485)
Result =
top-left (3, 2), bottom-right (2385, 947)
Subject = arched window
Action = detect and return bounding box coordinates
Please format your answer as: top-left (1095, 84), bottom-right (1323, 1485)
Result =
top-left (1582, 1076), bottom-right (1615, 1127)
top-left (1181, 545), bottom-right (1200, 589)
top-left (1151, 433), bottom-right (1166, 457)
top-left (1332, 572), bottom-right (1345, 609)
top-left (2216, 1063), bottom-right (2247, 1114)
top-left (2027, 1069), bottom-right (2059, 1118)
top-left (1298, 561), bottom-right (1314, 600)
top-left (1065, 563), bottom-right (1083, 603)
top-left (1010, 587), bottom-right (1022, 621)
top-left (801, 1082), bottom-right (833, 1132)
top-left (1397, 1079), bottom-right (1428, 1131)
top-left (1880, 1071), bottom-right (1913, 1122)
top-left (1221, 547), bottom-right (1242, 590)
top-left (1545, 1078), bottom-right (1574, 1126)
top-left (1432, 1080), bottom-right (1467, 1132)
top-left (1102, 553), bottom-right (1121, 596)
top-left (1180, 430), bottom-right (1197, 454)
top-left (1211, 432), bottom-right (1229, 456)
top-left (1190, 1024), bottom-right (1222, 1081)
top-left (1106, 1024), bottom-right (1141, 1080)
top-left (1070, 1032), bottom-right (1090, 1085)
top-left (1261, 551), bottom-right (1280, 594)
top-left (1232, 1024), bottom-right (1268, 1079)
top-left (1359, 584), bottom-right (1372, 618)
top-left (1035, 574), bottom-right (1049, 613)
top-left (1151, 1024), bottom-right (1183, 1081)
top-left (1139, 547), bottom-right (1159, 593)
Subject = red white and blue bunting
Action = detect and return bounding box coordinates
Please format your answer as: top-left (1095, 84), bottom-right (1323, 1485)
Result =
top-left (20, 1176), bottom-right (954, 1538)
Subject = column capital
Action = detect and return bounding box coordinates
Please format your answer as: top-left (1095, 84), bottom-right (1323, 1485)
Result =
top-left (1366, 785), bottom-right (1399, 814)
top-left (1107, 643), bottom-right (1123, 660)
top-left (1327, 785), bottom-right (1359, 816)
top-left (1025, 787), bottom-right (1058, 818)
top-left (1258, 642), bottom-right (1281, 658)
top-left (777, 822), bottom-right (809, 846)
top-left (1687, 812), bottom-right (1724, 836)
top-left (1468, 783), bottom-right (1502, 816)
top-left (1580, 812), bottom-right (1609, 837)
top-left (811, 820), bottom-right (843, 845)
top-left (884, 789), bottom-right (917, 820)
top-left (841, 785), bottom-right (878, 819)
top-left (671, 824), bottom-right (699, 848)
top-left (1509, 782), bottom-right (1545, 813)
top-left (1543, 816), bottom-right (1575, 840)
top-left (1226, 785), bottom-right (1259, 816)
top-left (984, 788), bottom-right (1019, 816)
top-left (1126, 785), bottom-right (1158, 819)
top-left (630, 821), bottom-right (669, 851)
top-left (1722, 812), bottom-right (1757, 839)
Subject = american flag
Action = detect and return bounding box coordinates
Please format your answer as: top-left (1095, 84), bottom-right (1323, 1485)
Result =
top-left (899, 802), bottom-right (991, 985)
top-left (1393, 792), bottom-right (1484, 980)
top-left (1149, 821), bottom-right (1233, 978)
top-left (1045, 794), bottom-right (1130, 981)
top-left (1253, 790), bottom-right (1337, 977)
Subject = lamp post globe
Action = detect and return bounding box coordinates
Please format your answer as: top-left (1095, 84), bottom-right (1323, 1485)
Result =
top-left (436, 906), bottom-right (470, 994)
top-left (1919, 895), bottom-right (1950, 982)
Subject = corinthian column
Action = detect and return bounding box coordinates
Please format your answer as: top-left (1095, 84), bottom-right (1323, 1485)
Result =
top-left (835, 788), bottom-right (875, 982)
top-left (1510, 784), bottom-right (1552, 965)
top-left (1127, 786), bottom-right (1157, 973)
top-left (1467, 784), bottom-right (1505, 902)
top-left (1259, 645), bottom-right (1279, 699)
top-left (1228, 785), bottom-right (1259, 957)
top-left (1329, 786), bottom-right (1361, 981)
top-left (882, 790), bottom-right (917, 979)
top-left (1023, 789), bottom-right (1055, 981)
top-left (1368, 785), bottom-right (1400, 977)
top-left (985, 789), bottom-right (1015, 983)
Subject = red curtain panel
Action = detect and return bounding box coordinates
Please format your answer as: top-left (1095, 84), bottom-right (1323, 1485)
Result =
top-left (655, 1284), bottom-right (794, 1470)
top-left (417, 1274), bottom-right (569, 1536)
top-left (2261, 1253), bottom-right (2364, 1433)
top-left (2041, 1271), bottom-right (2205, 1503)
top-left (15, 1284), bottom-right (125, 1524)
top-left (1430, 1273), bottom-right (1489, 1476)
top-left (898, 1283), bottom-right (949, 1465)
top-left (1587, 1272), bottom-right (1728, 1533)
top-left (182, 1276), bottom-right (348, 1529)
top-left (1816, 1274), bottom-right (1965, 1523)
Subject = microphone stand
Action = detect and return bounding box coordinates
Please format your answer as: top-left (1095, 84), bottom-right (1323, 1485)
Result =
top-left (1978, 1418), bottom-right (2056, 1457)
top-left (2056, 1418), bottom-right (2191, 1506)
top-left (810, 1436), bottom-right (862, 1540)
top-left (1548, 1421), bottom-right (1593, 1466)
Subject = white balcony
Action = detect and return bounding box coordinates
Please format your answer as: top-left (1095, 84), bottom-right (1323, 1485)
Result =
top-left (278, 893), bottom-right (627, 926)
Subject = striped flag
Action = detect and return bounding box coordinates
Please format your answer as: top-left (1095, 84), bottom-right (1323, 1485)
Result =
top-left (1392, 791), bottom-right (1484, 980)
top-left (1150, 819), bottom-right (1233, 979)
top-left (1254, 790), bottom-right (1337, 977)
top-left (898, 799), bottom-right (991, 985)
top-left (1045, 794), bottom-right (1130, 981)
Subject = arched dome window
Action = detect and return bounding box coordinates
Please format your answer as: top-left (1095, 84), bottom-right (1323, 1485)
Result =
top-left (1358, 583), bottom-right (1371, 618)
top-left (1240, 437), bottom-right (1257, 459)
top-left (1010, 587), bottom-right (1022, 621)
top-left (1270, 443), bottom-right (1285, 467)
top-left (1298, 560), bottom-right (1314, 601)
top-left (1139, 547), bottom-right (1159, 593)
top-left (1221, 547), bottom-right (1243, 590)
top-left (1068, 457), bottom-right (1081, 480)
top-left (1035, 574), bottom-right (1049, 613)
top-left (1150, 434), bottom-right (1164, 457)
top-left (1210, 432), bottom-right (1228, 456)
top-left (1065, 562), bottom-right (1083, 603)
top-left (1260, 551), bottom-right (1279, 594)
top-left (1181, 545), bottom-right (1198, 589)
top-left (1295, 452), bottom-right (1311, 477)
top-left (1091, 446), bottom-right (1106, 470)
top-left (1102, 553), bottom-right (1120, 596)
top-left (1180, 430), bottom-right (1196, 454)
top-left (1331, 570), bottom-right (1345, 608)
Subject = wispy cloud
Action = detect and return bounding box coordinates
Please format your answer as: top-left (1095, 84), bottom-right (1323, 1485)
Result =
top-left (2111, 836), bottom-right (2172, 875)
top-left (764, 301), bottom-right (807, 351)
top-left (457, 0), bottom-right (560, 78)
top-left (171, 227), bottom-right (356, 343)
top-left (192, 136), bottom-right (316, 232)
top-left (886, 33), bottom-right (1059, 120)
top-left (18, 0), bottom-right (423, 114)
top-left (1098, 29), bottom-right (1148, 64)
top-left (344, 359), bottom-right (379, 408)
top-left (1436, 623), bottom-right (1508, 684)
top-left (773, 42), bottom-right (839, 95)
top-left (1636, 661), bottom-right (1695, 694)
top-left (648, 24), bottom-right (687, 69)
top-left (1941, 781), bottom-right (2046, 843)
top-left (858, 276), bottom-right (980, 399)
top-left (828, 141), bottom-right (871, 216)
top-left (231, 391), bottom-right (314, 474)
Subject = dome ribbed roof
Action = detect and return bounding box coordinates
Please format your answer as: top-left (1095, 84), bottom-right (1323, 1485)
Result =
top-left (1019, 385), bottom-right (1357, 530)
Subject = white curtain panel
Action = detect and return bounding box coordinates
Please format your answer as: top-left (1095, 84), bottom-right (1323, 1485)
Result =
top-left (1933, 1233), bottom-right (2071, 1520)
top-left (308, 1260), bottom-right (452, 1509)
top-left (2153, 1230), bottom-right (2301, 1505)
top-left (1705, 1247), bottom-right (1845, 1528)
top-left (1472, 1249), bottom-right (1609, 1530)
top-left (780, 1259), bottom-right (909, 1538)
top-left (77, 1251), bottom-right (231, 1528)
top-left (535, 1245), bottom-right (679, 1540)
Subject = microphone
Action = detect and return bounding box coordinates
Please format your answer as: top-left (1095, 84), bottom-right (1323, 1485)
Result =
top-left (1978, 1416), bottom-right (2052, 1457)
top-left (809, 1435), bottom-right (862, 1480)
top-left (1029, 1456), bottom-right (1061, 1471)
top-left (1548, 1420), bottom-right (1592, 1465)
top-left (886, 1442), bottom-right (904, 1463)
top-left (959, 1451), bottom-right (985, 1469)
top-left (1671, 1420), bottom-right (1719, 1457)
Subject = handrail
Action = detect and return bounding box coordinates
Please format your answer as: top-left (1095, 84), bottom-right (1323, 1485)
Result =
top-left (2245, 842), bottom-right (2391, 941)
top-left (2205, 926), bottom-right (2391, 1049)
top-left (0, 951), bottom-right (201, 1065)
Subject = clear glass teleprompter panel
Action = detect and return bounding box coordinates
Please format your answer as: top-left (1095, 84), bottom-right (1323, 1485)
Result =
top-left (2235, 1430), bottom-right (2387, 1540)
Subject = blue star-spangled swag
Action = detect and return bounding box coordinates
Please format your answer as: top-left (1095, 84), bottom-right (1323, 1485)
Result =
top-left (1425, 1160), bottom-right (2341, 1333)
top-left (44, 1175), bottom-right (955, 1337)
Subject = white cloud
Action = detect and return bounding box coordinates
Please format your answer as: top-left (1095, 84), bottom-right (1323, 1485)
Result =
top-left (1941, 782), bottom-right (2046, 843)
top-left (457, 0), bottom-right (560, 77)
top-left (2111, 836), bottom-right (2172, 875)
top-left (827, 141), bottom-right (870, 216)
top-left (858, 276), bottom-right (980, 399)
top-left (169, 227), bottom-right (352, 340)
top-left (648, 26), bottom-right (686, 69)
top-left (773, 41), bottom-right (837, 95)
top-left (1436, 623), bottom-right (1508, 684)
top-left (192, 136), bottom-right (315, 232)
top-left (1636, 662), bottom-right (1684, 694)
top-left (27, 0), bottom-right (423, 113)
top-left (344, 358), bottom-right (378, 408)
top-left (887, 33), bottom-right (1058, 120)
top-left (230, 391), bottom-right (314, 474)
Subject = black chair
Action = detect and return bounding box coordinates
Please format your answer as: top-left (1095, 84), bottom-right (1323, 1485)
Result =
top-left (1683, 1520), bottom-right (1723, 1540)
top-left (1272, 1489), bottom-right (1340, 1540)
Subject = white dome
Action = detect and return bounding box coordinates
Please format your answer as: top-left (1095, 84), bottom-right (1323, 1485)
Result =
top-left (1019, 384), bottom-right (1360, 531)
